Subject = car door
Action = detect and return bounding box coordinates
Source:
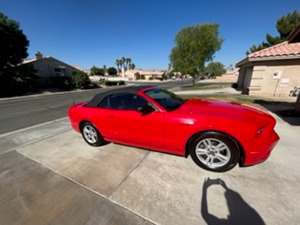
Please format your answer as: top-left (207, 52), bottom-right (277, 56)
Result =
top-left (108, 93), bottom-right (165, 150)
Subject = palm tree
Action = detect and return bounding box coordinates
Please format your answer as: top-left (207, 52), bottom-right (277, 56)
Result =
top-left (115, 59), bottom-right (119, 72)
top-left (125, 58), bottom-right (131, 71)
top-left (103, 65), bottom-right (107, 76)
top-left (115, 59), bottom-right (122, 75)
top-left (129, 63), bottom-right (135, 70)
top-left (115, 57), bottom-right (135, 76)
top-left (120, 57), bottom-right (126, 77)
top-left (121, 57), bottom-right (126, 67)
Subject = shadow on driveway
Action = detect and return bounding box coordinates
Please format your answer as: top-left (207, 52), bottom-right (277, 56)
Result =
top-left (201, 178), bottom-right (265, 225)
top-left (254, 99), bottom-right (300, 126)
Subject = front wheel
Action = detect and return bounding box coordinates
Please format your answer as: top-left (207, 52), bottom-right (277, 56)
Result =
top-left (81, 122), bottom-right (105, 146)
top-left (189, 132), bottom-right (240, 172)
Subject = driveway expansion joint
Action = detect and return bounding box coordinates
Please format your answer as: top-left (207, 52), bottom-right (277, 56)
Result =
top-left (17, 150), bottom-right (159, 225)
top-left (108, 151), bottom-right (151, 198)
top-left (1, 129), bottom-right (70, 155)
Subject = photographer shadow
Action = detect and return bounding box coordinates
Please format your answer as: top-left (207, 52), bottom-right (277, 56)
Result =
top-left (201, 178), bottom-right (265, 225)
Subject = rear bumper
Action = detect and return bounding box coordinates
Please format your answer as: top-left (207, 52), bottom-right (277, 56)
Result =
top-left (242, 129), bottom-right (280, 166)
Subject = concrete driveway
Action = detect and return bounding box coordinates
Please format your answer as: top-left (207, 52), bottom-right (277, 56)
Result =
top-left (0, 116), bottom-right (300, 225)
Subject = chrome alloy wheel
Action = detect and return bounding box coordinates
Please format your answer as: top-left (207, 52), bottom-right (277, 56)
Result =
top-left (195, 138), bottom-right (231, 169)
top-left (83, 125), bottom-right (98, 144)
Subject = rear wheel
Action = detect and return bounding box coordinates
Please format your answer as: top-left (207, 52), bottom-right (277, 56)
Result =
top-left (81, 122), bottom-right (104, 146)
top-left (189, 132), bottom-right (240, 172)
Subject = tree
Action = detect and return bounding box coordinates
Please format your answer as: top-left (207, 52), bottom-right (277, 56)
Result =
top-left (103, 65), bottom-right (107, 75)
top-left (115, 57), bottom-right (135, 75)
top-left (115, 59), bottom-right (121, 74)
top-left (90, 66), bottom-right (104, 75)
top-left (0, 12), bottom-right (29, 71)
top-left (107, 67), bottom-right (118, 76)
top-left (125, 58), bottom-right (131, 71)
top-left (120, 57), bottom-right (126, 69)
top-left (129, 63), bottom-right (135, 70)
top-left (0, 12), bottom-right (37, 97)
top-left (277, 10), bottom-right (300, 39)
top-left (170, 24), bottom-right (223, 84)
top-left (205, 62), bottom-right (226, 78)
top-left (72, 71), bottom-right (91, 89)
top-left (248, 10), bottom-right (300, 54)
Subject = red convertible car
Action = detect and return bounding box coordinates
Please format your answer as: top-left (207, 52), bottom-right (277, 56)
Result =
top-left (68, 85), bottom-right (279, 172)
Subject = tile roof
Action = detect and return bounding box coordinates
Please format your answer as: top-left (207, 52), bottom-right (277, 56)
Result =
top-left (249, 41), bottom-right (300, 58)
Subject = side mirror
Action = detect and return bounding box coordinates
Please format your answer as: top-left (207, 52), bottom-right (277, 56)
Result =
top-left (137, 104), bottom-right (155, 115)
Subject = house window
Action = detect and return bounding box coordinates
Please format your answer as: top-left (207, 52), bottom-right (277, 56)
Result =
top-left (54, 67), bottom-right (66, 76)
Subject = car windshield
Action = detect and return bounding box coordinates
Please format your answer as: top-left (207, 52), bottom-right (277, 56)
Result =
top-left (144, 88), bottom-right (185, 111)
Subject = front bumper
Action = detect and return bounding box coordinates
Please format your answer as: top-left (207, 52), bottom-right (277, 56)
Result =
top-left (242, 128), bottom-right (280, 166)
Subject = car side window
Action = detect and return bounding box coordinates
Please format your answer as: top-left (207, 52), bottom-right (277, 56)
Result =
top-left (109, 93), bottom-right (148, 110)
top-left (97, 96), bottom-right (110, 108)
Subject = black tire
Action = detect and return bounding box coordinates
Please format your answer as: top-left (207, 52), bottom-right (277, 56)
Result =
top-left (189, 132), bottom-right (240, 172)
top-left (80, 122), bottom-right (105, 147)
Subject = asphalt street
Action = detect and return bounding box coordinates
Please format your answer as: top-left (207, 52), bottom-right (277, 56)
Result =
top-left (0, 80), bottom-right (192, 134)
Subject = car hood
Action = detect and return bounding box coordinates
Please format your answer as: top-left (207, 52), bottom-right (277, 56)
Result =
top-left (177, 99), bottom-right (275, 126)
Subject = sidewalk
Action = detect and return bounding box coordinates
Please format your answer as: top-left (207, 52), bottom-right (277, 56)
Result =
top-left (174, 87), bottom-right (240, 95)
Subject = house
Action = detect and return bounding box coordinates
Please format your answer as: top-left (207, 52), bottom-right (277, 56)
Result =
top-left (125, 69), bottom-right (166, 80)
top-left (22, 52), bottom-right (83, 85)
top-left (236, 25), bottom-right (300, 98)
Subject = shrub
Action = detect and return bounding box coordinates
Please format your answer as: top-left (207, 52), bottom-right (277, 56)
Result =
top-left (107, 67), bottom-right (118, 76)
top-left (72, 71), bottom-right (91, 89)
top-left (49, 76), bottom-right (74, 90)
top-left (90, 66), bottom-right (105, 75)
top-left (205, 62), bottom-right (226, 78)
top-left (104, 80), bottom-right (125, 86)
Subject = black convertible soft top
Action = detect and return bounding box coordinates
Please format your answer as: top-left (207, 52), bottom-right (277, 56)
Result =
top-left (85, 85), bottom-right (155, 107)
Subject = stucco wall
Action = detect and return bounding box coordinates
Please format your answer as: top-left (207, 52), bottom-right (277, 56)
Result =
top-left (239, 59), bottom-right (300, 97)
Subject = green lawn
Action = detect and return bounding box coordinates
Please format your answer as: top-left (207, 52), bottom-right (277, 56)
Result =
top-left (180, 93), bottom-right (257, 105)
top-left (181, 82), bottom-right (233, 90)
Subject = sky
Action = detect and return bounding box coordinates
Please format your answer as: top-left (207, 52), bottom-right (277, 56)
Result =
top-left (1, 0), bottom-right (299, 70)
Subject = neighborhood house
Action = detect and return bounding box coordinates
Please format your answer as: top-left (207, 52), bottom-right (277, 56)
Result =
top-left (236, 25), bottom-right (300, 98)
top-left (124, 69), bottom-right (166, 80)
top-left (22, 52), bottom-right (83, 86)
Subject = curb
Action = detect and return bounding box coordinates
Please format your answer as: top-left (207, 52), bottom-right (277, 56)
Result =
top-left (0, 88), bottom-right (101, 102)
top-left (0, 117), bottom-right (70, 155)
top-left (0, 117), bottom-right (68, 138)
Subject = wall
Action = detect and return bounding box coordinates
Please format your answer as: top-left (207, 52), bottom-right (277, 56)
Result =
top-left (239, 59), bottom-right (300, 98)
